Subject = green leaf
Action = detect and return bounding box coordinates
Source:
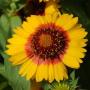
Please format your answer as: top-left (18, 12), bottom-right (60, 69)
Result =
top-left (0, 15), bottom-right (10, 37)
top-left (10, 2), bottom-right (17, 10)
top-left (0, 29), bottom-right (6, 51)
top-left (0, 0), bottom-right (11, 10)
top-left (0, 14), bottom-right (11, 51)
top-left (0, 64), bottom-right (5, 76)
top-left (69, 71), bottom-right (78, 90)
top-left (3, 60), bottom-right (30, 90)
top-left (70, 71), bottom-right (75, 80)
top-left (42, 82), bottom-right (52, 90)
top-left (72, 79), bottom-right (78, 88)
top-left (10, 16), bottom-right (22, 30)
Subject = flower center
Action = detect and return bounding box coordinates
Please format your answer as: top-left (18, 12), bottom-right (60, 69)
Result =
top-left (26, 24), bottom-right (69, 60)
top-left (39, 34), bottom-right (52, 48)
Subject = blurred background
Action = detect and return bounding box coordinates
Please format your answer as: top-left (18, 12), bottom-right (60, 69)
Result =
top-left (0, 0), bottom-right (90, 90)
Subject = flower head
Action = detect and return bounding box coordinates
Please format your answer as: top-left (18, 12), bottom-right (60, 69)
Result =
top-left (6, 9), bottom-right (87, 83)
top-left (45, 0), bottom-right (60, 15)
top-left (52, 83), bottom-right (70, 90)
top-left (39, 0), bottom-right (58, 3)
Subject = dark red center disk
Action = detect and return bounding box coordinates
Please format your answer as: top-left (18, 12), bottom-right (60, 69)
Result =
top-left (26, 24), bottom-right (70, 60)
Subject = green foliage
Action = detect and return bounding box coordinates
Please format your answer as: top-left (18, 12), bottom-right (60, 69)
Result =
top-left (42, 82), bottom-right (52, 90)
top-left (0, 0), bottom-right (25, 16)
top-left (0, 30), bottom-right (6, 51)
top-left (0, 81), bottom-right (8, 90)
top-left (0, 0), bottom-right (11, 10)
top-left (10, 16), bottom-right (22, 30)
top-left (0, 15), bottom-right (10, 51)
top-left (69, 71), bottom-right (78, 90)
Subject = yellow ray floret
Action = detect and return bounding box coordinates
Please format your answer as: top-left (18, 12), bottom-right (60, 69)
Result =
top-left (36, 61), bottom-right (48, 82)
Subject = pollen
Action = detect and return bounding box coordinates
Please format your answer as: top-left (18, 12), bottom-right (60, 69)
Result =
top-left (39, 34), bottom-right (52, 47)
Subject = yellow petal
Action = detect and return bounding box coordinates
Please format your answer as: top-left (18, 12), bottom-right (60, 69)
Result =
top-left (44, 15), bottom-right (52, 23)
top-left (69, 39), bottom-right (88, 48)
top-left (39, 0), bottom-right (49, 2)
top-left (48, 62), bottom-right (54, 82)
top-left (6, 44), bottom-right (25, 55)
top-left (7, 34), bottom-right (26, 45)
top-left (8, 52), bottom-right (27, 65)
top-left (45, 0), bottom-right (60, 15)
top-left (53, 62), bottom-right (67, 82)
top-left (26, 61), bottom-right (37, 80)
top-left (63, 54), bottom-right (80, 69)
top-left (56, 14), bottom-right (78, 30)
top-left (21, 21), bottom-right (35, 35)
top-left (14, 27), bottom-right (30, 38)
top-left (36, 61), bottom-right (48, 82)
top-left (78, 59), bottom-right (83, 63)
top-left (19, 60), bottom-right (32, 76)
top-left (21, 16), bottom-right (44, 36)
top-left (44, 12), bottom-right (60, 23)
top-left (68, 25), bottom-right (88, 39)
top-left (27, 15), bottom-right (43, 25)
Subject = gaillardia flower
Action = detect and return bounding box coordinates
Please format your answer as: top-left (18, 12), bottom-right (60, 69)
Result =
top-left (39, 0), bottom-right (57, 2)
top-left (6, 12), bottom-right (87, 83)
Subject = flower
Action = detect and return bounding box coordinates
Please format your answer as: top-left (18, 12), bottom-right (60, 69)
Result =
top-left (39, 0), bottom-right (57, 2)
top-left (6, 9), bottom-right (87, 83)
